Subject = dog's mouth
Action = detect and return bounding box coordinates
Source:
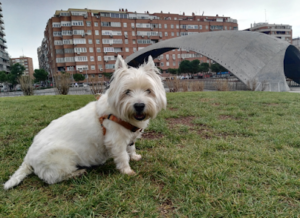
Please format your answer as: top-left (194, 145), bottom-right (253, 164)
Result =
top-left (134, 114), bottom-right (146, 121)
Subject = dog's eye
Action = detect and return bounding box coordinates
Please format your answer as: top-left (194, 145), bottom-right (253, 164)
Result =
top-left (125, 89), bottom-right (131, 95)
top-left (146, 89), bottom-right (151, 94)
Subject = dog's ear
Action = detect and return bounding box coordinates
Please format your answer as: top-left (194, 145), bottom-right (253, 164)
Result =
top-left (143, 56), bottom-right (157, 73)
top-left (115, 55), bottom-right (127, 71)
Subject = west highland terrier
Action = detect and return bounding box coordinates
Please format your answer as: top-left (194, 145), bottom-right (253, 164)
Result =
top-left (4, 55), bottom-right (167, 189)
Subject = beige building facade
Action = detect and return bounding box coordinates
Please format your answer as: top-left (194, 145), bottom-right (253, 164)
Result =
top-left (11, 57), bottom-right (34, 77)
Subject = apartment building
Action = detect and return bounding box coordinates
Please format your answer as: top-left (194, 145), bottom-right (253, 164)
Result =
top-left (41, 8), bottom-right (238, 80)
top-left (244, 22), bottom-right (292, 44)
top-left (0, 2), bottom-right (10, 73)
top-left (11, 57), bottom-right (34, 77)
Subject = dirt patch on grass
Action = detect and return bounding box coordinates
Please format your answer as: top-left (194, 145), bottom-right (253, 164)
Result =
top-left (159, 199), bottom-right (175, 217)
top-left (167, 116), bottom-right (195, 128)
top-left (211, 103), bottom-right (220, 106)
top-left (168, 107), bottom-right (178, 111)
top-left (142, 131), bottom-right (164, 140)
top-left (219, 115), bottom-right (237, 120)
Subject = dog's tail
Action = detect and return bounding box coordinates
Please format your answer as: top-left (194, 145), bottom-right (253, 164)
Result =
top-left (3, 161), bottom-right (33, 190)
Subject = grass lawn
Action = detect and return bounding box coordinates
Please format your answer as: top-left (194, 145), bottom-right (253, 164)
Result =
top-left (1, 92), bottom-right (300, 217)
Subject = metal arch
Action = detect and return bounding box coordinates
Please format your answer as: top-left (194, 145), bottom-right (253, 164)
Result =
top-left (125, 31), bottom-right (300, 92)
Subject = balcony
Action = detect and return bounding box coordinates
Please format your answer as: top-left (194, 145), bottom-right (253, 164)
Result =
top-left (0, 6), bottom-right (2, 11)
top-left (0, 29), bottom-right (5, 36)
top-left (0, 17), bottom-right (3, 24)
top-left (0, 12), bottom-right (2, 17)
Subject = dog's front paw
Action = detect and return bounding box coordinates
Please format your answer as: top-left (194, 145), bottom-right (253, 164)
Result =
top-left (131, 154), bottom-right (142, 161)
top-left (121, 167), bottom-right (136, 176)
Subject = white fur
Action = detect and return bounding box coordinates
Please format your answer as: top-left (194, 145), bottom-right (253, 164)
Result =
top-left (4, 55), bottom-right (167, 190)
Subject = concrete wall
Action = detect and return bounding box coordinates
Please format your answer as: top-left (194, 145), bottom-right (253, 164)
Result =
top-left (126, 31), bottom-right (292, 92)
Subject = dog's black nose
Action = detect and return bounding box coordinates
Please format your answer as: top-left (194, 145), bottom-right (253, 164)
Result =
top-left (134, 103), bottom-right (145, 113)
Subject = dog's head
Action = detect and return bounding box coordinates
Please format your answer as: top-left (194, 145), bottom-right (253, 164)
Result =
top-left (106, 55), bottom-right (167, 123)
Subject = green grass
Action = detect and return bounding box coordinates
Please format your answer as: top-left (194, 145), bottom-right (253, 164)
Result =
top-left (1, 92), bottom-right (300, 217)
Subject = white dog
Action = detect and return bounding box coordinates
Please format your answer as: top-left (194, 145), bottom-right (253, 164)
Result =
top-left (4, 55), bottom-right (166, 190)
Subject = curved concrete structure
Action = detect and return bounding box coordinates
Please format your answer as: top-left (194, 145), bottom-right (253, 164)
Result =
top-left (126, 31), bottom-right (300, 92)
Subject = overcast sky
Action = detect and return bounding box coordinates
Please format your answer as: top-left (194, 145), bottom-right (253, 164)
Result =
top-left (3, 0), bottom-right (300, 69)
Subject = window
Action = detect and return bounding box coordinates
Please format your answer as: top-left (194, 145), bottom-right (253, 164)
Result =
top-left (164, 24), bottom-right (167, 28)
top-left (72, 21), bottom-right (84, 26)
top-left (96, 39), bottom-right (100, 44)
top-left (105, 64), bottom-right (115, 69)
top-left (177, 54), bottom-right (180, 58)
top-left (97, 56), bottom-right (102, 61)
top-left (75, 56), bottom-right (88, 62)
top-left (133, 47), bottom-right (137, 52)
top-left (91, 65), bottom-right (95, 70)
top-left (132, 31), bottom-right (135, 36)
top-left (173, 62), bottom-right (176, 66)
top-left (166, 62), bottom-right (169, 66)
top-left (65, 57), bottom-right (75, 62)
top-left (96, 48), bottom-right (101, 52)
top-left (98, 65), bottom-right (103, 70)
top-left (160, 62), bottom-right (164, 66)
top-left (63, 39), bottom-right (72, 45)
top-left (64, 48), bottom-right (74, 53)
top-left (89, 47), bottom-right (93, 52)
top-left (104, 47), bottom-right (114, 52)
top-left (176, 32), bottom-right (179, 36)
top-left (94, 22), bottom-right (98, 27)
top-left (61, 21), bottom-right (71, 26)
top-left (90, 56), bottom-right (94, 61)
top-left (165, 32), bottom-right (168, 36)
top-left (171, 32), bottom-right (174, 36)
top-left (199, 25), bottom-right (202, 30)
top-left (133, 40), bottom-right (136, 44)
top-left (125, 39), bottom-right (128, 44)
top-left (125, 48), bottom-right (129, 52)
top-left (74, 47), bottom-right (87, 53)
top-left (88, 39), bottom-right (92, 44)
top-left (176, 25), bottom-right (179, 29)
top-left (123, 23), bottom-right (127, 27)
top-left (56, 58), bottom-right (65, 63)
top-left (53, 22), bottom-right (61, 28)
top-left (73, 30), bottom-right (84, 35)
top-left (95, 30), bottom-right (99, 35)
top-left (87, 30), bottom-right (92, 35)
top-left (206, 25), bottom-right (208, 29)
top-left (159, 24), bottom-right (161, 28)
top-left (54, 40), bottom-right (63, 45)
top-left (131, 23), bottom-right (135, 28)
top-left (73, 39), bottom-right (86, 44)
top-left (56, 49), bottom-right (64, 54)
top-left (86, 21), bottom-right (91, 26)
top-left (171, 24), bottom-right (174, 29)
top-left (76, 65), bottom-right (89, 71)
top-left (53, 31), bottom-right (62, 36)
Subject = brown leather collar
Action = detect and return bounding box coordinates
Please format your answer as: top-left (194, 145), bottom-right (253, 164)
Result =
top-left (99, 114), bottom-right (142, 135)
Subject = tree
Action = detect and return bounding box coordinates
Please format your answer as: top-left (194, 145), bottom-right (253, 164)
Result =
top-left (103, 73), bottom-right (113, 80)
top-left (0, 71), bottom-right (7, 83)
top-left (33, 69), bottom-right (48, 83)
top-left (199, 63), bottom-right (210, 73)
top-left (178, 60), bottom-right (191, 75)
top-left (167, 68), bottom-right (178, 75)
top-left (73, 73), bottom-right (85, 82)
top-left (190, 60), bottom-right (200, 75)
top-left (7, 63), bottom-right (26, 88)
top-left (210, 63), bottom-right (228, 73)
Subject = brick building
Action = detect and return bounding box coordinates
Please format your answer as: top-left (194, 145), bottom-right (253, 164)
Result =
top-left (244, 22), bottom-right (292, 44)
top-left (40, 8), bottom-right (238, 81)
top-left (0, 2), bottom-right (10, 73)
top-left (11, 56), bottom-right (34, 77)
